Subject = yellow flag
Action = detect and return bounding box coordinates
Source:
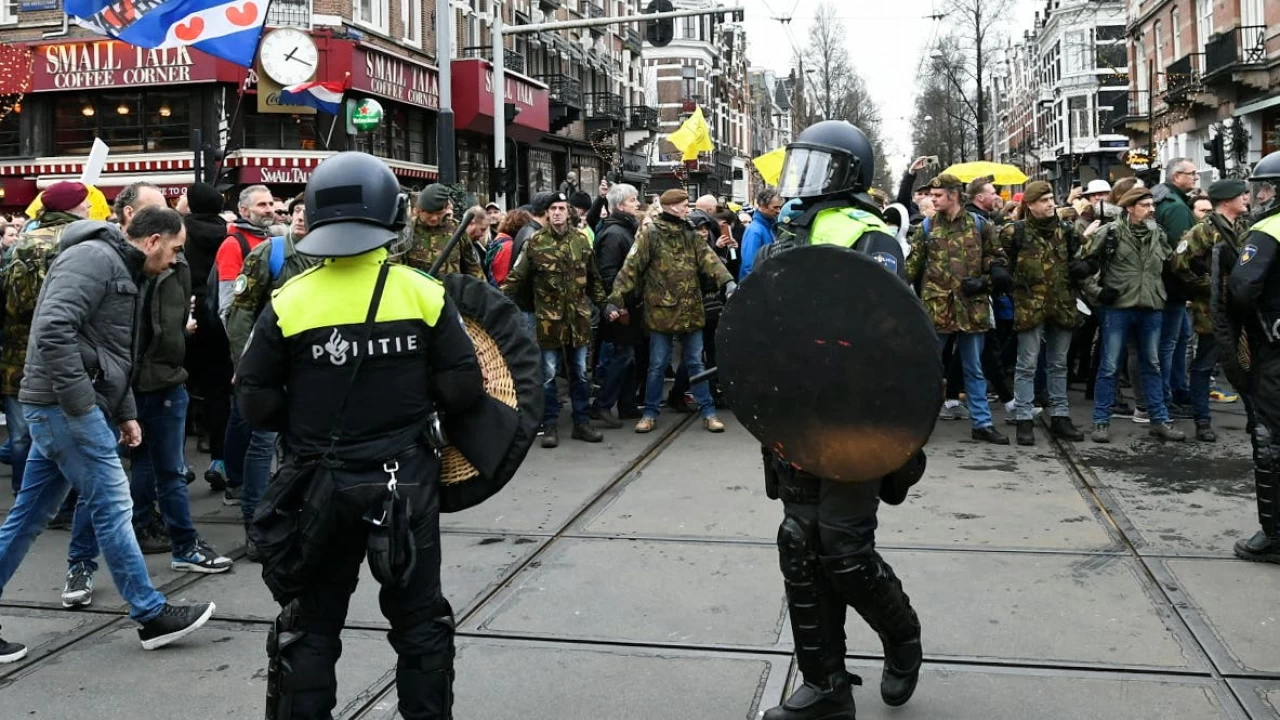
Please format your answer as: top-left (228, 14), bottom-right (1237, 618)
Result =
top-left (667, 107), bottom-right (715, 162)
top-left (752, 147), bottom-right (787, 186)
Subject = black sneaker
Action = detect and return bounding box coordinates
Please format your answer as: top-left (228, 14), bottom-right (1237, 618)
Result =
top-left (60, 563), bottom-right (94, 608)
top-left (138, 602), bottom-right (215, 651)
top-left (0, 627), bottom-right (27, 664)
top-left (204, 460), bottom-right (227, 491)
top-left (971, 426), bottom-right (1010, 445)
top-left (588, 408), bottom-right (623, 429)
top-left (222, 484), bottom-right (242, 507)
top-left (1168, 403), bottom-right (1194, 420)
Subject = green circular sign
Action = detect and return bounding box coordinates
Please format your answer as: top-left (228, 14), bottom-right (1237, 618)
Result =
top-left (351, 98), bottom-right (384, 132)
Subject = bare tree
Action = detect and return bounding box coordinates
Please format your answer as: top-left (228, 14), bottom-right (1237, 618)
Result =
top-left (938, 0), bottom-right (1014, 160)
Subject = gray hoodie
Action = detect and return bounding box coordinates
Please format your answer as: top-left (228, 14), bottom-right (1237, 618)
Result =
top-left (19, 221), bottom-right (147, 422)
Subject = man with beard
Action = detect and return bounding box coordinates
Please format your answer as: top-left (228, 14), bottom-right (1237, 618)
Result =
top-left (214, 185), bottom-right (274, 324)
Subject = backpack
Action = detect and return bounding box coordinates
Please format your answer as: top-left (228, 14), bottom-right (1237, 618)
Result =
top-left (483, 235), bottom-right (512, 286)
top-left (913, 212), bottom-right (988, 295)
top-left (0, 225), bottom-right (67, 332)
top-left (204, 228), bottom-right (252, 320)
top-left (266, 236), bottom-right (286, 282)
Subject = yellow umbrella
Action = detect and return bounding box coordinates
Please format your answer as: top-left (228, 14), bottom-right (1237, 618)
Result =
top-left (752, 147), bottom-right (787, 186)
top-left (941, 161), bottom-right (1029, 186)
top-left (25, 184), bottom-right (112, 222)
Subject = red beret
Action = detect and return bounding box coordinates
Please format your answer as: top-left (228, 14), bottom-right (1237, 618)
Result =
top-left (42, 181), bottom-right (89, 213)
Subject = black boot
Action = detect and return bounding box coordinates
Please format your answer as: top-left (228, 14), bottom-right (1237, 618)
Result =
top-left (822, 551), bottom-right (922, 708)
top-left (1015, 420), bottom-right (1035, 446)
top-left (971, 426), bottom-right (1010, 445)
top-left (541, 426), bottom-right (559, 448)
top-left (1050, 416), bottom-right (1085, 441)
top-left (763, 671), bottom-right (859, 720)
top-left (572, 424), bottom-right (603, 443)
top-left (1235, 465), bottom-right (1280, 563)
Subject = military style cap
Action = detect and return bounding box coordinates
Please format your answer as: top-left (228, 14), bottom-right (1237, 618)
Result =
top-left (1021, 181), bottom-right (1053, 206)
top-left (927, 173), bottom-right (964, 191)
top-left (660, 189), bottom-right (690, 206)
top-left (1117, 186), bottom-right (1154, 208)
top-left (1207, 178), bottom-right (1248, 202)
top-left (529, 192), bottom-right (562, 215)
top-left (417, 183), bottom-right (452, 212)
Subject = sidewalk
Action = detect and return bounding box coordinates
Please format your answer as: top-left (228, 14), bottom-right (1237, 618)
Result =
top-left (1, 391), bottom-right (1277, 719)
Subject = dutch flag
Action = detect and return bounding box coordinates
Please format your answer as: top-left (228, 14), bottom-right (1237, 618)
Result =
top-left (279, 80), bottom-right (348, 115)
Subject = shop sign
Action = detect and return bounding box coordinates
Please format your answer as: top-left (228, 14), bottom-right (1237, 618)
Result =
top-left (352, 47), bottom-right (440, 109)
top-left (19, 0), bottom-right (60, 10)
top-left (351, 98), bottom-right (384, 132)
top-left (31, 40), bottom-right (220, 91)
top-left (241, 166), bottom-right (315, 184)
top-left (451, 59), bottom-right (550, 141)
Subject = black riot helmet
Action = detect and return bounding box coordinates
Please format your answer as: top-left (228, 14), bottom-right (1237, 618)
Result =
top-left (297, 152), bottom-right (408, 257)
top-left (778, 121), bottom-right (875, 200)
top-left (1249, 150), bottom-right (1280, 219)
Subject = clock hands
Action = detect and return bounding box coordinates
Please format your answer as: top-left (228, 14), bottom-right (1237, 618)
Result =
top-left (283, 46), bottom-right (313, 67)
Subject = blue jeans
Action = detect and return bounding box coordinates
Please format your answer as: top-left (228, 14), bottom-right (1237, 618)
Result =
top-left (1015, 324), bottom-right (1072, 420)
top-left (1094, 308), bottom-right (1167, 424)
top-left (937, 332), bottom-right (993, 428)
top-left (224, 399), bottom-right (275, 525)
top-left (592, 341), bottom-right (635, 413)
top-left (1160, 304), bottom-right (1191, 405)
top-left (130, 386), bottom-right (197, 551)
top-left (4, 395), bottom-right (31, 495)
top-left (645, 330), bottom-right (714, 419)
top-left (543, 345), bottom-right (591, 426)
top-left (0, 405), bottom-right (165, 622)
top-left (1189, 333), bottom-right (1218, 424)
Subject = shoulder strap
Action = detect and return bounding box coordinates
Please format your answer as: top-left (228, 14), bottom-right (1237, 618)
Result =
top-left (324, 262), bottom-right (392, 456)
top-left (267, 236), bottom-right (286, 280)
top-left (231, 229), bottom-right (252, 260)
top-left (1009, 220), bottom-right (1025, 268)
top-left (970, 212), bottom-right (986, 234)
top-left (922, 217), bottom-right (931, 239)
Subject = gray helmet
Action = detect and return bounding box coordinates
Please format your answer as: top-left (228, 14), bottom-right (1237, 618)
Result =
top-left (296, 152), bottom-right (408, 257)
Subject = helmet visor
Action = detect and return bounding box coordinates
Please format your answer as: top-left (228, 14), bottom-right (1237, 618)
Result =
top-left (778, 147), bottom-right (852, 199)
top-left (1251, 180), bottom-right (1276, 216)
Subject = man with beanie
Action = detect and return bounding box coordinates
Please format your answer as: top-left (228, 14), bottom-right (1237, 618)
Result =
top-left (406, 183), bottom-right (484, 278)
top-left (181, 183), bottom-right (236, 494)
top-left (502, 193), bottom-right (607, 447)
top-left (605, 188), bottom-right (736, 434)
top-left (1001, 181), bottom-right (1086, 445)
top-left (568, 191), bottom-right (596, 243)
top-left (1079, 186), bottom-right (1186, 443)
top-left (1170, 178), bottom-right (1252, 441)
top-left (0, 181), bottom-right (90, 496)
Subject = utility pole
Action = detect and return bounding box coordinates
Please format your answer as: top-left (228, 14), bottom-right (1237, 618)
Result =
top-left (436, 0), bottom-right (457, 184)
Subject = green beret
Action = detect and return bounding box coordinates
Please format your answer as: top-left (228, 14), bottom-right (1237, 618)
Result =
top-left (416, 183), bottom-right (452, 212)
top-left (1207, 178), bottom-right (1248, 203)
top-left (927, 173), bottom-right (964, 191)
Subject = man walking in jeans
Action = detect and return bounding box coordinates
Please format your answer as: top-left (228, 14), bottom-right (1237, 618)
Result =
top-left (1080, 186), bottom-right (1186, 443)
top-left (0, 207), bottom-right (214, 663)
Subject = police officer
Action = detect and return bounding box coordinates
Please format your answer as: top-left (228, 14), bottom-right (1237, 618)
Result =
top-left (236, 152), bottom-right (485, 719)
top-left (759, 121), bottom-right (925, 720)
top-left (1228, 151), bottom-right (1280, 564)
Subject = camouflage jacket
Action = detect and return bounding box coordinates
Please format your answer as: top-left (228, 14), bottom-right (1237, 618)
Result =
top-left (403, 217), bottom-right (484, 279)
top-left (607, 215), bottom-right (734, 335)
top-left (225, 232), bottom-right (320, 366)
top-left (501, 224), bottom-right (605, 349)
top-left (0, 213), bottom-right (79, 396)
top-left (999, 218), bottom-right (1081, 332)
top-left (905, 211), bottom-right (1008, 334)
top-left (1170, 212), bottom-right (1249, 335)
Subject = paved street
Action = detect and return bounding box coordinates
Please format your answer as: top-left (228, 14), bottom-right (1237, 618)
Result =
top-left (2, 389), bottom-right (1280, 719)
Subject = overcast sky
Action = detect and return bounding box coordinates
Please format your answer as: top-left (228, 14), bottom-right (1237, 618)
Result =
top-left (739, 0), bottom-right (1041, 177)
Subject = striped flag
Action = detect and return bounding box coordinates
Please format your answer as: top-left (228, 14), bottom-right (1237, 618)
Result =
top-left (279, 79), bottom-right (348, 115)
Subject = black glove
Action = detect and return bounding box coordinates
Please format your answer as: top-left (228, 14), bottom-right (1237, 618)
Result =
top-left (1098, 287), bottom-right (1120, 306)
top-left (960, 276), bottom-right (989, 297)
top-left (1068, 259), bottom-right (1094, 281)
top-left (989, 264), bottom-right (1013, 293)
top-left (1189, 256), bottom-right (1209, 276)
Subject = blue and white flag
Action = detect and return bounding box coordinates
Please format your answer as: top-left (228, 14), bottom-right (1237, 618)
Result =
top-left (65, 0), bottom-right (268, 68)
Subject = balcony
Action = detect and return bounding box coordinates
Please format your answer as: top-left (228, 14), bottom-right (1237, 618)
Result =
top-left (624, 28), bottom-right (643, 55)
top-left (1203, 26), bottom-right (1269, 87)
top-left (535, 74), bottom-right (583, 108)
top-left (628, 106), bottom-right (659, 132)
top-left (460, 46), bottom-right (527, 75)
top-left (582, 1), bottom-right (603, 18)
top-left (266, 0), bottom-right (311, 27)
top-left (538, 0), bottom-right (561, 10)
top-left (1109, 89), bottom-right (1151, 133)
top-left (1164, 54), bottom-right (1201, 97)
top-left (585, 91), bottom-right (625, 121)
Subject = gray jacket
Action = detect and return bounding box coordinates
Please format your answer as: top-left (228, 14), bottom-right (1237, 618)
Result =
top-left (19, 221), bottom-right (147, 422)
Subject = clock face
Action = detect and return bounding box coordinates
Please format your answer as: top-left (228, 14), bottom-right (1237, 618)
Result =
top-left (259, 28), bottom-right (319, 87)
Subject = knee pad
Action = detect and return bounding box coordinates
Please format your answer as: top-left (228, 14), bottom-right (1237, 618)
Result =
top-left (777, 514), bottom-right (820, 584)
top-left (1253, 424), bottom-right (1279, 471)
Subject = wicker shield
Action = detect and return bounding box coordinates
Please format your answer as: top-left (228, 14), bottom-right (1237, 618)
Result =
top-left (717, 244), bottom-right (943, 483)
top-left (437, 275), bottom-right (543, 512)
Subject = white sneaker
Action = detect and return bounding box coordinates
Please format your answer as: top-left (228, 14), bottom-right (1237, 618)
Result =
top-left (1004, 400), bottom-right (1043, 425)
top-left (1132, 409), bottom-right (1151, 424)
top-left (940, 400), bottom-right (969, 421)
top-left (60, 564), bottom-right (94, 608)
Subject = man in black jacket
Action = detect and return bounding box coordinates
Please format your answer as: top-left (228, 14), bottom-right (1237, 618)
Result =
top-left (0, 207), bottom-right (216, 663)
top-left (591, 183), bottom-right (644, 425)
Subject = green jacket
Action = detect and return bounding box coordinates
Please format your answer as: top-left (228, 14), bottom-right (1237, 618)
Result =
top-left (905, 210), bottom-right (1008, 334)
top-left (607, 214), bottom-right (734, 335)
top-left (1082, 219), bottom-right (1169, 310)
top-left (0, 212), bottom-right (79, 396)
top-left (1154, 183), bottom-right (1195, 247)
top-left (999, 217), bottom-right (1080, 331)
top-left (133, 256), bottom-right (192, 393)
top-left (404, 216), bottom-right (485, 278)
top-left (226, 232), bottom-right (319, 365)
top-left (1170, 212), bottom-right (1249, 334)
top-left (501, 224), bottom-right (605, 349)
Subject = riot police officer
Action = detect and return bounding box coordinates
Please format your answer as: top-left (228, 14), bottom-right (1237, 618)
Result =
top-left (1228, 150), bottom-right (1280, 564)
top-left (759, 121), bottom-right (926, 720)
top-left (236, 152), bottom-right (485, 719)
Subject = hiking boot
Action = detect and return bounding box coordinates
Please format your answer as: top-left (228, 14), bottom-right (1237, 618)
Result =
top-left (541, 426), bottom-right (560, 448)
top-left (138, 602), bottom-right (215, 651)
top-left (222, 484), bottom-right (242, 507)
top-left (1149, 422), bottom-right (1186, 442)
top-left (171, 539), bottom-right (233, 574)
top-left (635, 417), bottom-right (656, 434)
top-left (0, 627), bottom-right (26, 664)
top-left (971, 426), bottom-right (1009, 445)
top-left (1015, 420), bottom-right (1035, 446)
top-left (1195, 422), bottom-right (1217, 443)
top-left (703, 416), bottom-right (726, 433)
top-left (204, 460), bottom-right (227, 491)
top-left (1050, 416), bottom-right (1085, 441)
top-left (1234, 531), bottom-right (1280, 564)
top-left (1091, 423), bottom-right (1111, 443)
top-left (572, 424), bottom-right (603, 443)
top-left (60, 563), bottom-right (94, 608)
top-left (588, 408), bottom-right (623, 429)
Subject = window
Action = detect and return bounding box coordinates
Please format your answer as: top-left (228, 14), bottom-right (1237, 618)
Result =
top-left (0, 109), bottom-right (19, 157)
top-left (1135, 37), bottom-right (1150, 112)
top-left (267, 0), bottom-right (311, 27)
top-left (1154, 21), bottom-right (1164, 89)
top-left (401, 0), bottom-right (421, 44)
top-left (1069, 95), bottom-right (1090, 140)
top-left (0, 0), bottom-right (15, 25)
top-left (1171, 7), bottom-right (1181, 59)
top-left (682, 65), bottom-right (696, 100)
top-left (53, 92), bottom-right (191, 155)
top-left (680, 16), bottom-right (696, 40)
top-left (354, 0), bottom-right (387, 32)
top-left (1066, 30), bottom-right (1091, 73)
top-left (243, 111), bottom-right (320, 150)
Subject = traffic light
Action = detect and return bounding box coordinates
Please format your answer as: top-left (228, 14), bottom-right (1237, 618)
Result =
top-left (645, 0), bottom-right (674, 47)
top-left (493, 164), bottom-right (517, 199)
top-left (1203, 133), bottom-right (1225, 174)
top-left (504, 102), bottom-right (521, 125)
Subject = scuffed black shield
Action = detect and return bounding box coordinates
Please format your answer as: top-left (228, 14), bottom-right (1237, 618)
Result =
top-left (438, 275), bottom-right (544, 512)
top-left (718, 244), bottom-right (943, 482)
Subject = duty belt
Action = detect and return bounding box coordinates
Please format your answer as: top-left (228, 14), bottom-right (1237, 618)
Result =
top-left (776, 471), bottom-right (821, 505)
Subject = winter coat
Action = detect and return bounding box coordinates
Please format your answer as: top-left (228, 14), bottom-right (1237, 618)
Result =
top-left (594, 211), bottom-right (644, 345)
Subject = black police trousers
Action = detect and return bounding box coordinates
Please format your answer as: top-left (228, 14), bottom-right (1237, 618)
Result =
top-left (1243, 341), bottom-right (1280, 536)
top-left (771, 453), bottom-right (921, 689)
top-left (269, 457), bottom-right (454, 720)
